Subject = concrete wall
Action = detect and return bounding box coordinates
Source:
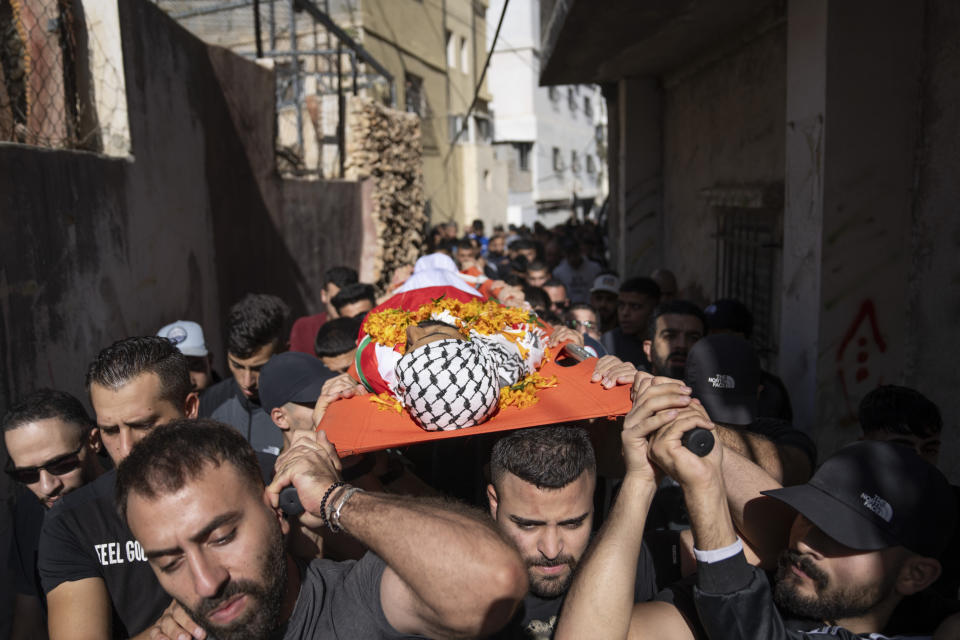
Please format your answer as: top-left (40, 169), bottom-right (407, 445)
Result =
top-left (661, 23), bottom-right (786, 300)
top-left (808, 1), bottom-right (924, 457)
top-left (911, 0), bottom-right (960, 481)
top-left (0, 0), bottom-right (366, 414)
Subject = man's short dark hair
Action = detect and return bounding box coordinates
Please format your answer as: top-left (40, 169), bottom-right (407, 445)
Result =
top-left (331, 283), bottom-right (377, 315)
top-left (314, 316), bottom-right (363, 358)
top-left (323, 266), bottom-right (358, 289)
top-left (620, 277), bottom-right (661, 300)
top-left (568, 302), bottom-right (595, 314)
top-left (527, 261), bottom-right (548, 274)
top-left (645, 300), bottom-right (707, 341)
top-left (490, 426), bottom-right (596, 490)
top-left (859, 385), bottom-right (943, 439)
top-left (522, 285), bottom-right (551, 313)
top-left (456, 238), bottom-right (477, 253)
top-left (543, 279), bottom-right (566, 291)
top-left (85, 336), bottom-right (192, 408)
top-left (227, 294), bottom-right (290, 358)
top-left (2, 388), bottom-right (93, 435)
top-left (116, 419), bottom-right (262, 523)
top-left (509, 238), bottom-right (535, 252)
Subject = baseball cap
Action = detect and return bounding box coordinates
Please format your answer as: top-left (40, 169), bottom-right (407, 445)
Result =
top-left (683, 333), bottom-right (760, 426)
top-left (762, 440), bottom-right (957, 558)
top-left (258, 352), bottom-right (336, 412)
top-left (590, 274), bottom-right (620, 296)
top-left (704, 299), bottom-right (753, 337)
top-left (157, 320), bottom-right (208, 357)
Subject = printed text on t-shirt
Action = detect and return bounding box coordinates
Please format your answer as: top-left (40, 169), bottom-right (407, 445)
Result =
top-left (94, 540), bottom-right (148, 565)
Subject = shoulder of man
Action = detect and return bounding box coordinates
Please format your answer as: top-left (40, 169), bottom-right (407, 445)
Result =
top-left (285, 553), bottom-right (403, 639)
top-left (198, 377), bottom-right (241, 416)
top-left (45, 468), bottom-right (117, 521)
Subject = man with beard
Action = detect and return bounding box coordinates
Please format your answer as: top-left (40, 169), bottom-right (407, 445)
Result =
top-left (556, 376), bottom-right (956, 640)
top-left (486, 426), bottom-right (658, 639)
top-left (641, 300), bottom-right (705, 379)
top-left (4, 389), bottom-right (105, 639)
top-left (117, 420), bottom-right (528, 640)
top-left (39, 337), bottom-right (200, 640)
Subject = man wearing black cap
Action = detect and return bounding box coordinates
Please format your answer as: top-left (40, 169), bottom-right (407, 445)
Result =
top-left (683, 334), bottom-right (815, 486)
top-left (555, 377), bottom-right (958, 639)
top-left (704, 298), bottom-right (793, 421)
top-left (260, 352), bottom-right (336, 449)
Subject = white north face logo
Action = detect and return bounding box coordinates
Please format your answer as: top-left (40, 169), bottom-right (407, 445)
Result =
top-left (708, 374), bottom-right (736, 389)
top-left (860, 493), bottom-right (894, 522)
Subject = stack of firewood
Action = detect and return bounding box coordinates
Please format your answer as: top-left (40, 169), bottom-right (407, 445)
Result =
top-left (345, 96), bottom-right (426, 293)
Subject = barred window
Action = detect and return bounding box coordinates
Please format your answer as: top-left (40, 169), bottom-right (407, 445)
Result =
top-left (708, 186), bottom-right (784, 365)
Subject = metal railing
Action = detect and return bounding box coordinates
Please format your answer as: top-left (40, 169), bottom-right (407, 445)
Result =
top-left (157, 0), bottom-right (394, 177)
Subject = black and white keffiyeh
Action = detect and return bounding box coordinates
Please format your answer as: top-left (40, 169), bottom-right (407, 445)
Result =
top-left (395, 338), bottom-right (501, 431)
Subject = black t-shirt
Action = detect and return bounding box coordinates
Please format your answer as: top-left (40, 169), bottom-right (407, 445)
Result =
top-left (490, 542), bottom-right (659, 639)
top-left (38, 469), bottom-right (170, 638)
top-left (279, 552), bottom-right (421, 639)
top-left (199, 377), bottom-right (283, 455)
top-left (10, 486), bottom-right (45, 599)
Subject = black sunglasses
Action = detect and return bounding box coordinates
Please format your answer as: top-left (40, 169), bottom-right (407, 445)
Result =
top-left (6, 442), bottom-right (85, 484)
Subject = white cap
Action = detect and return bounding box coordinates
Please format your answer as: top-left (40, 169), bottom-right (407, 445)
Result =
top-left (590, 274), bottom-right (620, 295)
top-left (157, 320), bottom-right (208, 357)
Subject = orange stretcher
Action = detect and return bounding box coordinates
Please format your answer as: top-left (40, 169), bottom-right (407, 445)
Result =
top-left (318, 357), bottom-right (634, 456)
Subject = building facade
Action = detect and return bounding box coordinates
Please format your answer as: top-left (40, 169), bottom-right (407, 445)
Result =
top-left (540, 0), bottom-right (960, 479)
top-left (487, 0), bottom-right (606, 229)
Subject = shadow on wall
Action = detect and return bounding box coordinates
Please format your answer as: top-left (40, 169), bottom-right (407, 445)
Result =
top-left (122, 0), bottom-right (309, 321)
top-left (0, 0), bottom-right (363, 413)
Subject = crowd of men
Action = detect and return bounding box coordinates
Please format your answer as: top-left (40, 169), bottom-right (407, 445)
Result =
top-left (3, 217), bottom-right (959, 639)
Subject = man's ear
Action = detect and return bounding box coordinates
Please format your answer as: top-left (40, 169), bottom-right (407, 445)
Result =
top-left (262, 489), bottom-right (291, 536)
top-left (643, 340), bottom-right (652, 360)
top-left (897, 555), bottom-right (941, 596)
top-left (271, 407), bottom-right (290, 431)
top-left (486, 483), bottom-right (499, 520)
top-left (86, 426), bottom-right (103, 453)
top-left (184, 391), bottom-right (199, 419)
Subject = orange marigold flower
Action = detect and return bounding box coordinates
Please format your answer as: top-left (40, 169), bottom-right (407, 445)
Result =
top-left (370, 393), bottom-right (403, 413)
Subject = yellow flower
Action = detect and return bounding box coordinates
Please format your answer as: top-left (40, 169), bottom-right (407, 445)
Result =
top-left (370, 392), bottom-right (403, 413)
top-left (364, 297), bottom-right (536, 353)
top-left (498, 373), bottom-right (559, 409)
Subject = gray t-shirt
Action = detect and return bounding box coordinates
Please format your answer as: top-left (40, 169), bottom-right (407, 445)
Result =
top-left (278, 552), bottom-right (424, 639)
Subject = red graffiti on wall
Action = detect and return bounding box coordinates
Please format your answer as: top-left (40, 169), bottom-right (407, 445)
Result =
top-left (836, 299), bottom-right (888, 418)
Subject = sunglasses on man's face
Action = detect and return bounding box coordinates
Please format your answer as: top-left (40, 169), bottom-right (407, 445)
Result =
top-left (568, 319), bottom-right (597, 331)
top-left (6, 443), bottom-right (85, 484)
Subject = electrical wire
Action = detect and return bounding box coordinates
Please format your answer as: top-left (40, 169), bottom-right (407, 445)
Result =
top-left (445, 0), bottom-right (509, 156)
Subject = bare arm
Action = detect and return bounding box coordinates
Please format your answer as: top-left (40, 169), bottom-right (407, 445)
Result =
top-left (715, 427), bottom-right (811, 486)
top-left (720, 447), bottom-right (796, 569)
top-left (556, 475), bottom-right (657, 640)
top-left (554, 374), bottom-right (668, 640)
top-left (352, 494), bottom-right (526, 638)
top-left (46, 578), bottom-right (112, 640)
top-left (267, 431), bottom-right (527, 639)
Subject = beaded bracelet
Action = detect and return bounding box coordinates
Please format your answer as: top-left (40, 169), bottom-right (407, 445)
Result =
top-left (318, 481), bottom-right (346, 530)
top-left (329, 486), bottom-right (364, 533)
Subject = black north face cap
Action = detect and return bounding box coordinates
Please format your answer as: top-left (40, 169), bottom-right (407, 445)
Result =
top-left (762, 440), bottom-right (957, 559)
top-left (684, 334), bottom-right (761, 426)
top-left (259, 352), bottom-right (335, 412)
